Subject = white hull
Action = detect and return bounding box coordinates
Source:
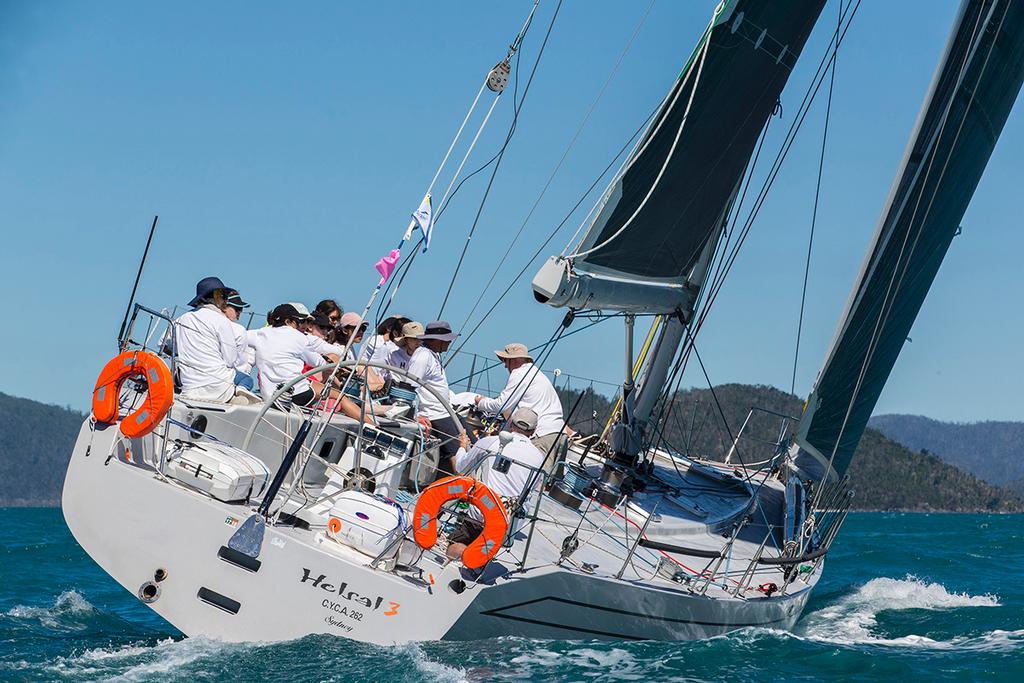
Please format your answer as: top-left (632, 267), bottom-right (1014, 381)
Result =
top-left (62, 414), bottom-right (818, 644)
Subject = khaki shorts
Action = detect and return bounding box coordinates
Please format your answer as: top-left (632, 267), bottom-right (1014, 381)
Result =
top-left (531, 432), bottom-right (568, 472)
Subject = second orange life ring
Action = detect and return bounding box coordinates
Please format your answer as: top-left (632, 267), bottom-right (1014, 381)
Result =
top-left (92, 351), bottom-right (174, 439)
top-left (413, 475), bottom-right (508, 569)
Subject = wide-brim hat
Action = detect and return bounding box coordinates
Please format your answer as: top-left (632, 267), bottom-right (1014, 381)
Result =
top-left (495, 342), bottom-right (532, 362)
top-left (418, 320), bottom-right (459, 342)
top-left (393, 321), bottom-right (425, 343)
top-left (188, 276), bottom-right (231, 308)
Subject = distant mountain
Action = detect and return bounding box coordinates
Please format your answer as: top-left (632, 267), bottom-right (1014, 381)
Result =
top-left (560, 383), bottom-right (1023, 513)
top-left (0, 393), bottom-right (84, 506)
top-left (870, 414), bottom-right (1024, 498)
top-left (1, 388), bottom-right (1021, 512)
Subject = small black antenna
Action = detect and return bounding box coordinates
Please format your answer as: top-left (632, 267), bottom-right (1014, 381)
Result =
top-left (117, 215), bottom-right (159, 350)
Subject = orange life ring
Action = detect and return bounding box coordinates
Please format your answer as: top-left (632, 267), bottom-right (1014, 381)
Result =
top-left (92, 351), bottom-right (174, 439)
top-left (413, 475), bottom-right (508, 569)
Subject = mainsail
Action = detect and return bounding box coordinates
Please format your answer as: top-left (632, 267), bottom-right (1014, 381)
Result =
top-left (534, 0), bottom-right (826, 314)
top-left (796, 0), bottom-right (1024, 481)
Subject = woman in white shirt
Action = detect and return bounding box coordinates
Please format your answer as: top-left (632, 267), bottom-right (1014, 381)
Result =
top-left (248, 304), bottom-right (371, 423)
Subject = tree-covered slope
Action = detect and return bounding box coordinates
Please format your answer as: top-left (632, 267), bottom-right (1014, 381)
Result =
top-left (559, 383), bottom-right (1023, 513)
top-left (870, 414), bottom-right (1024, 497)
top-left (0, 393), bottom-right (84, 506)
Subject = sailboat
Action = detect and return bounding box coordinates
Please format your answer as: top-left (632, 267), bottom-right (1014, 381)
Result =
top-left (61, 0), bottom-right (1024, 643)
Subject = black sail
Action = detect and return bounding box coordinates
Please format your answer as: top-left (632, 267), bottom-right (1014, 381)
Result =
top-left (534, 0), bottom-right (826, 313)
top-left (796, 0), bottom-right (1024, 480)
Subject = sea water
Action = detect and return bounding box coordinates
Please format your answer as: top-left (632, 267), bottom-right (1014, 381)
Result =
top-left (1, 509), bottom-right (1021, 682)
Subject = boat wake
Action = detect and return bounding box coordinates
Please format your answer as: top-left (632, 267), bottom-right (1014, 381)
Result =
top-left (795, 575), bottom-right (1017, 650)
top-left (3, 576), bottom-right (1022, 682)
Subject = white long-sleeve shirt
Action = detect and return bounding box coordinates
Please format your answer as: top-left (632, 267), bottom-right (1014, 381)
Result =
top-left (227, 319), bottom-right (255, 373)
top-left (455, 433), bottom-right (545, 514)
top-left (406, 346), bottom-right (455, 420)
top-left (476, 362), bottom-right (565, 437)
top-left (247, 326), bottom-right (326, 397)
top-left (171, 305), bottom-right (246, 391)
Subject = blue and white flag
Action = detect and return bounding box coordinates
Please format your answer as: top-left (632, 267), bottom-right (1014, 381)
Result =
top-left (412, 194), bottom-right (433, 252)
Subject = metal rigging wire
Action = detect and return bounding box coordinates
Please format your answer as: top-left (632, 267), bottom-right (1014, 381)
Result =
top-left (792, 0), bottom-right (842, 395)
top-left (437, 0), bottom-right (565, 318)
top-left (452, 0), bottom-right (658, 334)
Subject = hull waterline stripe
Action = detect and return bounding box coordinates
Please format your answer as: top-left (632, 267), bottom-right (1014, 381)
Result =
top-left (477, 595), bottom-right (792, 636)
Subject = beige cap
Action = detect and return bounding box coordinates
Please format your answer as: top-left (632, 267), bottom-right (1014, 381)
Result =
top-left (510, 407), bottom-right (538, 433)
top-left (495, 342), bottom-right (533, 362)
top-left (393, 321), bottom-right (425, 343)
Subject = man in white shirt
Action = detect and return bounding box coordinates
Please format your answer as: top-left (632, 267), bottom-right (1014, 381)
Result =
top-left (447, 407), bottom-right (546, 562)
top-left (474, 342), bottom-right (572, 469)
top-left (407, 320), bottom-right (464, 476)
top-left (170, 277), bottom-right (250, 403)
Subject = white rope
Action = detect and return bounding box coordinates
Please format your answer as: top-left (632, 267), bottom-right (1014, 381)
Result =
top-left (561, 87), bottom-right (672, 255)
top-left (566, 10), bottom-right (717, 260)
top-left (434, 92), bottom-right (504, 218)
top-left (426, 80), bottom-right (488, 196)
top-left (455, 0), bottom-right (658, 331)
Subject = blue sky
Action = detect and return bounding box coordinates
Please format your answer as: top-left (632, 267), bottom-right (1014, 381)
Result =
top-left (1, 1), bottom-right (1021, 422)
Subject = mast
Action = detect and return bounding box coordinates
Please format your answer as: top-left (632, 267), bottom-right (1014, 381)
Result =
top-left (794, 0), bottom-right (1024, 481)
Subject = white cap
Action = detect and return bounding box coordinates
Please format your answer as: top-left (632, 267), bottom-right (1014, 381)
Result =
top-left (287, 302), bottom-right (312, 318)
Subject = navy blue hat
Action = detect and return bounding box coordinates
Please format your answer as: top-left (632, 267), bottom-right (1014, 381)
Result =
top-left (188, 276), bottom-right (230, 308)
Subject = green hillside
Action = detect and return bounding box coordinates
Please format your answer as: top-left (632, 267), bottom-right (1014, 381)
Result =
top-left (0, 393), bottom-right (84, 506)
top-left (559, 383), bottom-right (1023, 513)
top-left (870, 414), bottom-right (1024, 498)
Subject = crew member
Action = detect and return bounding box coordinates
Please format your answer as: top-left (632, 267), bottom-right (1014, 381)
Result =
top-left (363, 315), bottom-right (409, 366)
top-left (169, 276), bottom-right (250, 403)
top-left (221, 290), bottom-right (256, 392)
top-left (386, 320), bottom-right (423, 376)
top-left (314, 299), bottom-right (343, 326)
top-left (407, 320), bottom-right (464, 475)
top-left (447, 407), bottom-right (545, 561)
top-left (474, 342), bottom-right (572, 469)
top-left (335, 312), bottom-right (384, 392)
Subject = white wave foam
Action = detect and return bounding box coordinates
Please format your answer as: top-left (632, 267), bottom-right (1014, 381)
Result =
top-left (508, 646), bottom-right (643, 680)
top-left (798, 575), bottom-right (1001, 648)
top-left (48, 636), bottom-right (242, 681)
top-left (5, 590), bottom-right (95, 627)
top-left (398, 643), bottom-right (469, 683)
